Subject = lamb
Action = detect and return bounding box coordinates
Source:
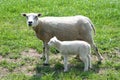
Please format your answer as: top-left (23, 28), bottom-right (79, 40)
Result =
top-left (21, 13), bottom-right (103, 65)
top-left (48, 36), bottom-right (92, 72)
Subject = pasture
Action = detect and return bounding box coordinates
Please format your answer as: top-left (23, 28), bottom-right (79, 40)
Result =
top-left (0, 0), bottom-right (120, 80)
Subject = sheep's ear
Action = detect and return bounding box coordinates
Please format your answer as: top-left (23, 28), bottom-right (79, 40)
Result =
top-left (21, 13), bottom-right (26, 17)
top-left (38, 13), bottom-right (42, 17)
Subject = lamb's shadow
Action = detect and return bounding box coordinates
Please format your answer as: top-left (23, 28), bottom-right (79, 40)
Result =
top-left (29, 62), bottom-right (64, 80)
top-left (30, 59), bottom-right (102, 80)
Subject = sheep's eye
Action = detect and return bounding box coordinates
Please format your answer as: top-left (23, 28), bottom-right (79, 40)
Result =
top-left (26, 16), bottom-right (28, 19)
top-left (34, 16), bottom-right (37, 19)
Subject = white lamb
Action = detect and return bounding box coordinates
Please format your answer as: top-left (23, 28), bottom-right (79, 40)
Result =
top-left (48, 36), bottom-right (92, 72)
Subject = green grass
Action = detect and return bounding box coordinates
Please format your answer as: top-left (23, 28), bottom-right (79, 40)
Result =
top-left (0, 0), bottom-right (120, 80)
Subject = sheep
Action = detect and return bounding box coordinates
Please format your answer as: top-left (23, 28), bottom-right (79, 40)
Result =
top-left (48, 36), bottom-right (92, 72)
top-left (21, 13), bottom-right (103, 65)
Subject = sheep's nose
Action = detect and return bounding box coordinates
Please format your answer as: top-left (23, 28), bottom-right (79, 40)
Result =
top-left (28, 21), bottom-right (32, 26)
top-left (28, 21), bottom-right (32, 24)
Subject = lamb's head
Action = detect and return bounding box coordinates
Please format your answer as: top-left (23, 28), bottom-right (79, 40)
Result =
top-left (22, 13), bottom-right (41, 27)
top-left (48, 36), bottom-right (58, 47)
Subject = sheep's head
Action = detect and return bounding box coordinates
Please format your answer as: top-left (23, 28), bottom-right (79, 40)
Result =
top-left (22, 13), bottom-right (41, 27)
top-left (48, 36), bottom-right (58, 47)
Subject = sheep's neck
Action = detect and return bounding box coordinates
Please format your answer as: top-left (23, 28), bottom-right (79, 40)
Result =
top-left (33, 21), bottom-right (42, 31)
top-left (32, 21), bottom-right (45, 41)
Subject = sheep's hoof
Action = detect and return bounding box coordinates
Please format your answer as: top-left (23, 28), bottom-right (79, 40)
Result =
top-left (97, 61), bottom-right (101, 64)
top-left (97, 61), bottom-right (102, 64)
top-left (40, 56), bottom-right (45, 60)
top-left (75, 55), bottom-right (79, 59)
top-left (97, 57), bottom-right (104, 64)
top-left (43, 63), bottom-right (50, 66)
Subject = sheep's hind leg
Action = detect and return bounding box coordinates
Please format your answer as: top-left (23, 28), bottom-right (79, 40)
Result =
top-left (88, 36), bottom-right (103, 64)
top-left (92, 44), bottom-right (103, 64)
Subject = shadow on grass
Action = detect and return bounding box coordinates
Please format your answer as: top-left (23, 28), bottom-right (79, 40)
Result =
top-left (29, 59), bottom-right (102, 80)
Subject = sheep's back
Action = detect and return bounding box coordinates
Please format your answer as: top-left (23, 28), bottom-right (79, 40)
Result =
top-left (39, 16), bottom-right (92, 41)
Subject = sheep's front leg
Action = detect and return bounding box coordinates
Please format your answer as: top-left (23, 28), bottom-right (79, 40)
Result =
top-left (43, 43), bottom-right (49, 66)
top-left (63, 55), bottom-right (68, 72)
top-left (40, 42), bottom-right (46, 59)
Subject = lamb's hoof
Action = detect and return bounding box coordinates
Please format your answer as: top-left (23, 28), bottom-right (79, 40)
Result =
top-left (43, 63), bottom-right (50, 66)
top-left (89, 67), bottom-right (93, 71)
top-left (84, 70), bottom-right (88, 72)
top-left (64, 69), bottom-right (68, 72)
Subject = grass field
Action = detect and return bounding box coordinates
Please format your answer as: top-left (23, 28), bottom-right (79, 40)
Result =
top-left (0, 0), bottom-right (120, 80)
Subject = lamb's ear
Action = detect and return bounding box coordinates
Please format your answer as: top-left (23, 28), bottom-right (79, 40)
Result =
top-left (54, 36), bottom-right (58, 41)
top-left (21, 13), bottom-right (26, 17)
top-left (38, 13), bottom-right (42, 17)
top-left (53, 36), bottom-right (57, 39)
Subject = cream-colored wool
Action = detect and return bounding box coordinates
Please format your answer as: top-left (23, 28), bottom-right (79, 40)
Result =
top-left (22, 13), bottom-right (103, 64)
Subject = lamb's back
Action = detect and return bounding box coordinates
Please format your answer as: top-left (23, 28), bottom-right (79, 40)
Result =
top-left (60, 41), bottom-right (90, 54)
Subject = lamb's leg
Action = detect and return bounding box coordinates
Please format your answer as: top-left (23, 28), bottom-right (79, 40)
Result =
top-left (81, 56), bottom-right (89, 71)
top-left (88, 54), bottom-right (92, 69)
top-left (43, 43), bottom-right (49, 66)
top-left (63, 55), bottom-right (68, 72)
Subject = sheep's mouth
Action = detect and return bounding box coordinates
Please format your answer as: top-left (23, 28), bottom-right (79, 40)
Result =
top-left (28, 23), bottom-right (32, 26)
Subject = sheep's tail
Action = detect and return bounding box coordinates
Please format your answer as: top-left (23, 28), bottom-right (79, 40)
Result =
top-left (91, 22), bottom-right (96, 35)
top-left (87, 18), bottom-right (96, 35)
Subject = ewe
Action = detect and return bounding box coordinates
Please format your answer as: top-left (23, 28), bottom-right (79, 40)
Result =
top-left (48, 36), bottom-right (92, 72)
